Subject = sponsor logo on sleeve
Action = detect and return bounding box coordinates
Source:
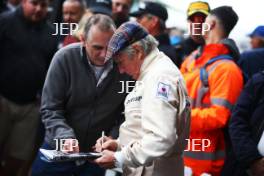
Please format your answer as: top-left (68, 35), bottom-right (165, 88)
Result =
top-left (156, 82), bottom-right (170, 100)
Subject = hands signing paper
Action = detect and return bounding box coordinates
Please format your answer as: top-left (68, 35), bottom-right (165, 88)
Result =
top-left (95, 150), bottom-right (116, 169)
top-left (94, 136), bottom-right (118, 152)
top-left (93, 136), bottom-right (119, 169)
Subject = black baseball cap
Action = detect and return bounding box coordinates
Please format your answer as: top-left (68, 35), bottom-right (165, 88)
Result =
top-left (89, 0), bottom-right (112, 17)
top-left (130, 1), bottom-right (168, 21)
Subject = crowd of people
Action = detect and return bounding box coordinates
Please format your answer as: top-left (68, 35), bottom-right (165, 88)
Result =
top-left (0, 0), bottom-right (264, 176)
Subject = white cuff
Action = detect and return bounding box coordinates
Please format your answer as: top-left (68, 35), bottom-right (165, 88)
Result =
top-left (114, 151), bottom-right (125, 168)
top-left (116, 138), bottom-right (122, 151)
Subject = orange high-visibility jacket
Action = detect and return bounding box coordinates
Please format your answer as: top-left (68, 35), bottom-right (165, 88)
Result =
top-left (181, 44), bottom-right (243, 176)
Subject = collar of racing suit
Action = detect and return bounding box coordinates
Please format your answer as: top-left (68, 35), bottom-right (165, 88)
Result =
top-left (138, 48), bottom-right (160, 80)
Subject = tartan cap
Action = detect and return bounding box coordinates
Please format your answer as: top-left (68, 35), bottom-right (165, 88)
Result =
top-left (105, 21), bottom-right (148, 62)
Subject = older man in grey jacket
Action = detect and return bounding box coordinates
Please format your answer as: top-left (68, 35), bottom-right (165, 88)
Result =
top-left (31, 14), bottom-right (130, 176)
top-left (94, 21), bottom-right (191, 176)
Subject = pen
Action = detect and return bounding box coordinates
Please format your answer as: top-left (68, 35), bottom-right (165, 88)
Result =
top-left (101, 131), bottom-right (105, 152)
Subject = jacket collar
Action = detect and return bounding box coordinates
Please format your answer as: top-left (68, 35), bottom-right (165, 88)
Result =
top-left (195, 43), bottom-right (230, 67)
top-left (138, 48), bottom-right (160, 80)
top-left (81, 46), bottom-right (113, 86)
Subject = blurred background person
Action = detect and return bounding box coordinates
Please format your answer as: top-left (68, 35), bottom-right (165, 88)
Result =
top-left (59, 0), bottom-right (86, 48)
top-left (89, 0), bottom-right (112, 16)
top-left (238, 26), bottom-right (264, 82)
top-left (130, 1), bottom-right (182, 67)
top-left (181, 1), bottom-right (210, 60)
top-left (0, 0), bottom-right (22, 13)
top-left (0, 0), bottom-right (58, 175)
top-left (225, 71), bottom-right (264, 176)
top-left (63, 10), bottom-right (93, 46)
top-left (249, 26), bottom-right (264, 49)
top-left (63, 0), bottom-right (85, 25)
top-left (112, 0), bottom-right (133, 27)
top-left (63, 0), bottom-right (113, 46)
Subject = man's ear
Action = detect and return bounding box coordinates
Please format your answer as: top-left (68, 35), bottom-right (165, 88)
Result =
top-left (150, 16), bottom-right (159, 29)
top-left (80, 34), bottom-right (86, 46)
top-left (210, 20), bottom-right (216, 30)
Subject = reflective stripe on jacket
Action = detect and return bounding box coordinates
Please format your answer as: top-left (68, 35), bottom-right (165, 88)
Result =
top-left (180, 44), bottom-right (243, 176)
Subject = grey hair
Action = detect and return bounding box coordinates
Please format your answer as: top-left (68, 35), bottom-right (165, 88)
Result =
top-left (63, 0), bottom-right (87, 9)
top-left (121, 34), bottom-right (159, 59)
top-left (83, 14), bottom-right (116, 41)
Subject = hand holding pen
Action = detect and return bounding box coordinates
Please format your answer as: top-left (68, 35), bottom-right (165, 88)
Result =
top-left (94, 131), bottom-right (118, 152)
top-left (94, 132), bottom-right (119, 169)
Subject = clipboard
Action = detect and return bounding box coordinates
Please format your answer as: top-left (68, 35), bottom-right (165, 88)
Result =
top-left (39, 148), bottom-right (102, 162)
